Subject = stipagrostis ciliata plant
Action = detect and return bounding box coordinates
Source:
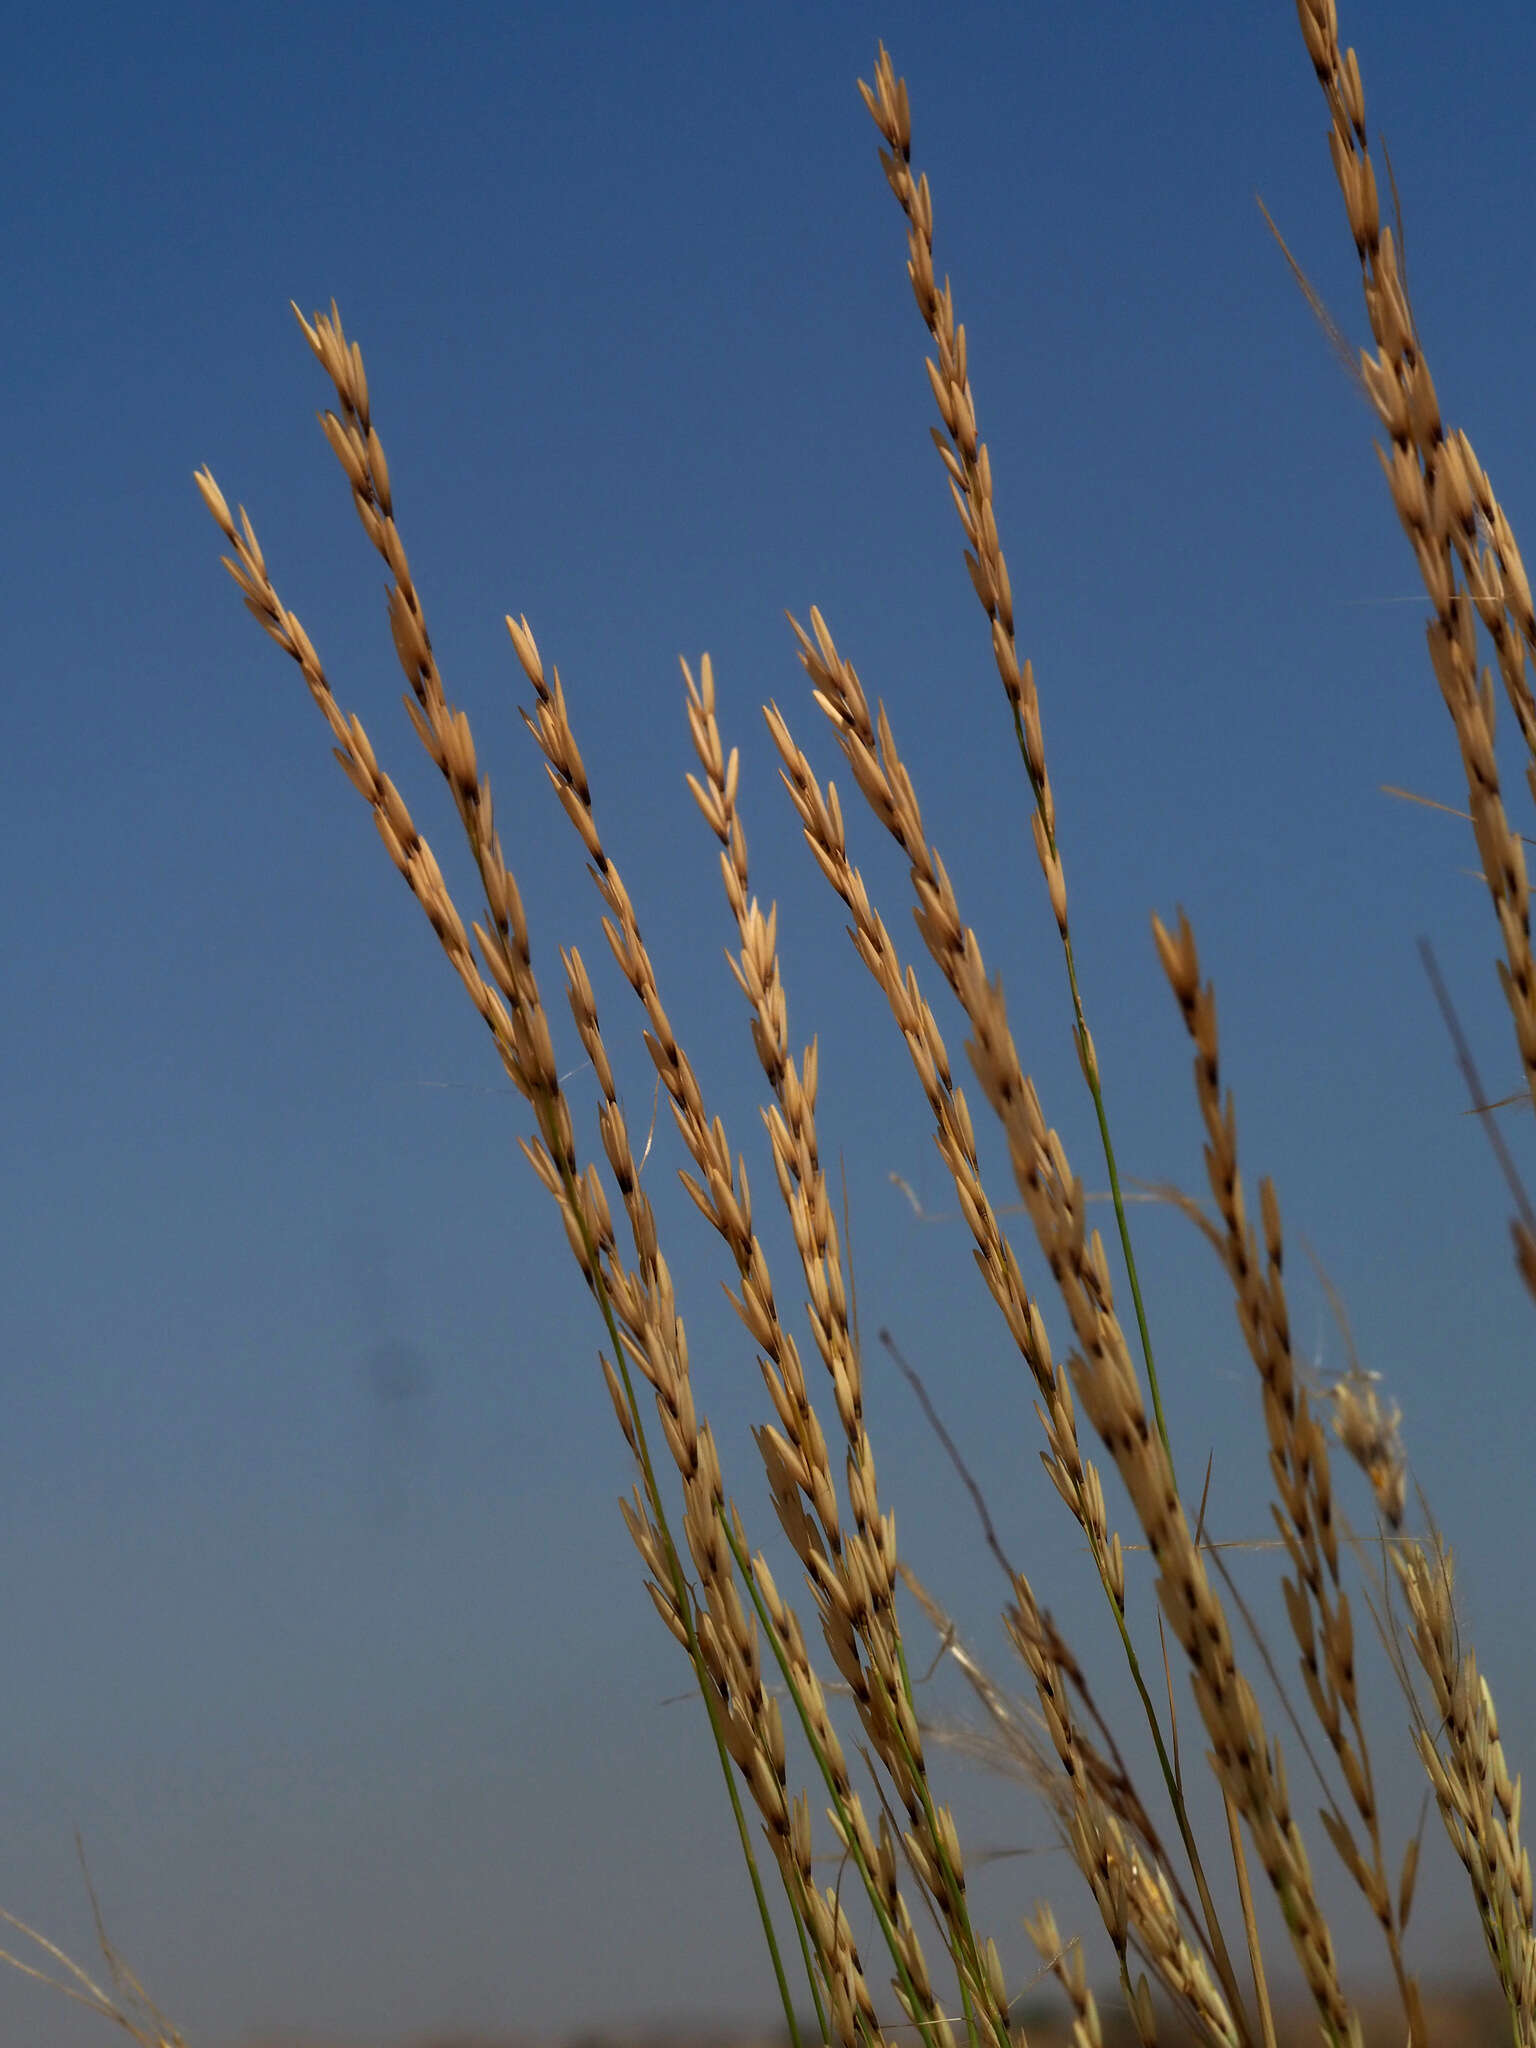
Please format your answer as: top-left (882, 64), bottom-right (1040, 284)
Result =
top-left (8, 5), bottom-right (1532, 2046)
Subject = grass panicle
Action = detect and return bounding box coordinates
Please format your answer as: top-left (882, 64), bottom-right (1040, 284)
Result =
top-left (180, 11), bottom-right (1536, 2046)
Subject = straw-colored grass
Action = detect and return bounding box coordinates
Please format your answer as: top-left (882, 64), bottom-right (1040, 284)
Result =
top-left (184, 10), bottom-right (1536, 2046)
top-left (12, 4), bottom-right (1536, 2046)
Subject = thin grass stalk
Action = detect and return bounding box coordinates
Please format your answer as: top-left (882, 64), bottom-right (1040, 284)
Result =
top-left (1224, 1796), bottom-right (1278, 2048)
top-left (274, 305), bottom-right (877, 2039)
top-left (504, 594), bottom-right (1027, 2047)
top-left (681, 655), bottom-right (1015, 2046)
top-left (856, 47), bottom-right (1170, 1469)
top-left (727, 1522), bottom-right (986, 2048)
top-left (903, 1566), bottom-right (1234, 2047)
top-left (775, 617), bottom-right (1250, 2039)
top-left (889, 1406), bottom-right (1229, 2042)
top-left (503, 614), bottom-right (993, 2043)
top-left (0, 1850), bottom-right (185, 2048)
top-left (566, 1183), bottom-right (811, 2048)
top-left (192, 440), bottom-right (815, 2048)
top-left (1007, 1584), bottom-right (1241, 2047)
top-left (1152, 910), bottom-right (1424, 2046)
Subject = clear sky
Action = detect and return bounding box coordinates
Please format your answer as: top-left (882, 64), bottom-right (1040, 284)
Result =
top-left (6, 4), bottom-right (1536, 2044)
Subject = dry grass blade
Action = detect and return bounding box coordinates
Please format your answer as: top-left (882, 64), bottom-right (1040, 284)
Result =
top-left (0, 1848), bottom-right (186, 2048)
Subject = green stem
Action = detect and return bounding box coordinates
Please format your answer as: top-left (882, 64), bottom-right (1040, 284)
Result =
top-left (884, 1631), bottom-right (996, 2048)
top-left (1009, 704), bottom-right (1171, 1464)
top-left (549, 1132), bottom-right (807, 2048)
top-left (787, 1885), bottom-right (831, 2048)
top-left (721, 1513), bottom-right (946, 2048)
top-left (1092, 1536), bottom-right (1250, 2043)
top-left (997, 718), bottom-right (1249, 2028)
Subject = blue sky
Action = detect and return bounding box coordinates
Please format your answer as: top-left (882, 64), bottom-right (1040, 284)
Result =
top-left (6, 3), bottom-right (1536, 2042)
